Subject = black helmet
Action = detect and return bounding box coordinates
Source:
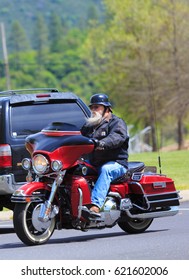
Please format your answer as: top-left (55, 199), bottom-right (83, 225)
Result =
top-left (89, 93), bottom-right (112, 107)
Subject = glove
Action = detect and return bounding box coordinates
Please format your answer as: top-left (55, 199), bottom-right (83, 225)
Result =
top-left (91, 138), bottom-right (99, 147)
top-left (91, 138), bottom-right (105, 150)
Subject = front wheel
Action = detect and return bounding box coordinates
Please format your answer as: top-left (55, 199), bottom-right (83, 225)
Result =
top-left (118, 217), bottom-right (153, 234)
top-left (13, 202), bottom-right (56, 246)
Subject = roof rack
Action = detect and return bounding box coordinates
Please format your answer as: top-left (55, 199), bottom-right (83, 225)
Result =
top-left (0, 88), bottom-right (59, 96)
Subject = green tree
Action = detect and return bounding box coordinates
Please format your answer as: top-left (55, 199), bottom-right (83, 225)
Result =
top-left (87, 4), bottom-right (99, 26)
top-left (9, 20), bottom-right (30, 53)
top-left (33, 14), bottom-right (49, 65)
top-left (83, 0), bottom-right (164, 150)
top-left (46, 28), bottom-right (94, 100)
top-left (48, 13), bottom-right (64, 53)
top-left (9, 50), bottom-right (59, 89)
top-left (8, 21), bottom-right (30, 73)
top-left (82, 0), bottom-right (189, 150)
top-left (155, 0), bottom-right (189, 149)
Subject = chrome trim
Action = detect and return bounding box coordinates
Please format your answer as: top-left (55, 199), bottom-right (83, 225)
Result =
top-left (77, 188), bottom-right (83, 219)
top-left (32, 154), bottom-right (49, 175)
top-left (11, 195), bottom-right (43, 203)
top-left (51, 160), bottom-right (63, 172)
top-left (38, 173), bottom-right (63, 222)
top-left (148, 197), bottom-right (179, 204)
top-left (146, 191), bottom-right (180, 198)
top-left (120, 198), bottom-right (133, 211)
top-left (125, 206), bottom-right (179, 219)
top-left (146, 191), bottom-right (180, 204)
top-left (129, 181), bottom-right (150, 210)
top-left (22, 158), bottom-right (32, 170)
top-left (131, 173), bottom-right (143, 181)
top-left (108, 191), bottom-right (122, 199)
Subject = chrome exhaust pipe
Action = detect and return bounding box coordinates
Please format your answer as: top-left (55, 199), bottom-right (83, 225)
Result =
top-left (125, 206), bottom-right (179, 219)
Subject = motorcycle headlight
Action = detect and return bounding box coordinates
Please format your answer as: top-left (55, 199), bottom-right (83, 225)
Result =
top-left (22, 158), bottom-right (32, 170)
top-left (32, 154), bottom-right (49, 175)
top-left (51, 160), bottom-right (63, 172)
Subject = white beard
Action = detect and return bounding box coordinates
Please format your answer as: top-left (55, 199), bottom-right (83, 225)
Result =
top-left (86, 111), bottom-right (103, 127)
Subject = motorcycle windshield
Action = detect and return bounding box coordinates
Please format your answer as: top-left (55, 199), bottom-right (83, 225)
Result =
top-left (25, 122), bottom-right (94, 152)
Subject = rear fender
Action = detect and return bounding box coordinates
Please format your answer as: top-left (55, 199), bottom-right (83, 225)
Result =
top-left (11, 182), bottom-right (51, 203)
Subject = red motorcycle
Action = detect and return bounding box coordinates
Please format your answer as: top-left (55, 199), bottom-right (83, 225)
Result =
top-left (11, 122), bottom-right (180, 246)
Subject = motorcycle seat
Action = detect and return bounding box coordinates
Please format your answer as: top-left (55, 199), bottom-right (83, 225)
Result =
top-left (111, 161), bottom-right (145, 184)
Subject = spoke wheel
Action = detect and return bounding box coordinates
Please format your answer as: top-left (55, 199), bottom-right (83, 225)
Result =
top-left (13, 201), bottom-right (56, 246)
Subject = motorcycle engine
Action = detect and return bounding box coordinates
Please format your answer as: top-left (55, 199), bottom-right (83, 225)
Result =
top-left (102, 196), bottom-right (117, 211)
top-left (100, 196), bottom-right (120, 226)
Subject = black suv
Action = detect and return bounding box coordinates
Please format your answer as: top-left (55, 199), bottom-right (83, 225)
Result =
top-left (0, 88), bottom-right (90, 211)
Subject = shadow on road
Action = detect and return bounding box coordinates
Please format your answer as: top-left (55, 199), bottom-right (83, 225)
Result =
top-left (50, 231), bottom-right (127, 244)
top-left (0, 228), bottom-right (168, 250)
top-left (48, 228), bottom-right (168, 245)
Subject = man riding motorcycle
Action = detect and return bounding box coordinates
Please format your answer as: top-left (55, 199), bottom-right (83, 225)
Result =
top-left (81, 93), bottom-right (129, 215)
top-left (11, 93), bottom-right (180, 246)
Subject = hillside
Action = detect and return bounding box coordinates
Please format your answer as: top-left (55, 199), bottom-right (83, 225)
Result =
top-left (0, 0), bottom-right (104, 56)
top-left (0, 0), bottom-right (103, 26)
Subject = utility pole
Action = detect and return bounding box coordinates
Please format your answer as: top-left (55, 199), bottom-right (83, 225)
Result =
top-left (0, 22), bottom-right (11, 90)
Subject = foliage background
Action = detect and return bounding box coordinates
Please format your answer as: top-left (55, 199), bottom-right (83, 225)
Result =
top-left (0, 0), bottom-right (189, 151)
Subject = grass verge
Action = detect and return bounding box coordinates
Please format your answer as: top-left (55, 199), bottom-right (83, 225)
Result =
top-left (129, 150), bottom-right (189, 190)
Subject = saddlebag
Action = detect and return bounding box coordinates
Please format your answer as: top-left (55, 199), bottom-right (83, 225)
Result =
top-left (128, 172), bottom-right (180, 208)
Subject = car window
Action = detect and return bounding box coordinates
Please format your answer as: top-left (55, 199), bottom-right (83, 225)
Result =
top-left (11, 102), bottom-right (87, 137)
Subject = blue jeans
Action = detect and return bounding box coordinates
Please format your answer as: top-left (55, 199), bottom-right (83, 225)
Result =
top-left (91, 161), bottom-right (127, 208)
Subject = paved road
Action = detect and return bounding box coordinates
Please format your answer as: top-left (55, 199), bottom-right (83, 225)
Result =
top-left (0, 201), bottom-right (188, 260)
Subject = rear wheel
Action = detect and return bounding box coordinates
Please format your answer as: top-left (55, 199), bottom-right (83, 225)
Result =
top-left (118, 217), bottom-right (153, 234)
top-left (13, 201), bottom-right (56, 246)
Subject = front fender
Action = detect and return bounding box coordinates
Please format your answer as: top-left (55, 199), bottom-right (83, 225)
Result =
top-left (11, 182), bottom-right (50, 203)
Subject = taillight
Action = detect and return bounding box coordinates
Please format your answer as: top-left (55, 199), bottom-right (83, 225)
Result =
top-left (0, 144), bottom-right (12, 168)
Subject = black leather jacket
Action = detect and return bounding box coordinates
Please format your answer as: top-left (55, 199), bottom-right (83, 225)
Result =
top-left (81, 114), bottom-right (129, 168)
